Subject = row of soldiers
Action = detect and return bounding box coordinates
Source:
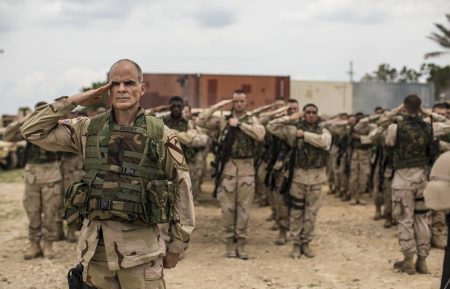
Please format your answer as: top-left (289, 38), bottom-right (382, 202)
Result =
top-left (6, 86), bottom-right (450, 276)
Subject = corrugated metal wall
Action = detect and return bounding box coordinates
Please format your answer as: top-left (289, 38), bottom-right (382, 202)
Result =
top-left (352, 83), bottom-right (435, 114)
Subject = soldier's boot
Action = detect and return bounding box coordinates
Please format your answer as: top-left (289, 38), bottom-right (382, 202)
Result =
top-left (236, 238), bottom-right (249, 260)
top-left (357, 199), bottom-right (366, 205)
top-left (225, 238), bottom-right (237, 258)
top-left (431, 235), bottom-right (447, 250)
top-left (274, 229), bottom-right (287, 246)
top-left (289, 244), bottom-right (302, 259)
top-left (415, 256), bottom-right (430, 274)
top-left (271, 223), bottom-right (279, 231)
top-left (265, 211), bottom-right (275, 222)
top-left (349, 199), bottom-right (358, 205)
top-left (66, 229), bottom-right (77, 243)
top-left (23, 242), bottom-right (43, 260)
top-left (374, 205), bottom-right (382, 220)
top-left (56, 221), bottom-right (65, 241)
top-left (393, 254), bottom-right (415, 275)
top-left (301, 243), bottom-right (315, 258)
top-left (341, 193), bottom-right (351, 202)
top-left (42, 240), bottom-right (55, 259)
top-left (383, 216), bottom-right (393, 228)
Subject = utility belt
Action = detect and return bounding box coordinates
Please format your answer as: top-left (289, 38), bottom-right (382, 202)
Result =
top-left (64, 178), bottom-right (175, 230)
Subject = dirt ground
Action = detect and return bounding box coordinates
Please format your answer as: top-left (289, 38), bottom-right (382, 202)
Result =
top-left (0, 180), bottom-right (445, 289)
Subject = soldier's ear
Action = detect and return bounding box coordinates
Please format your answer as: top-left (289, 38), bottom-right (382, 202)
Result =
top-left (140, 81), bottom-right (147, 96)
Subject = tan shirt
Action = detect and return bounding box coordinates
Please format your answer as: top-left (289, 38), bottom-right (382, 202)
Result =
top-left (195, 106), bottom-right (265, 177)
top-left (267, 116), bottom-right (332, 185)
top-left (20, 99), bottom-right (195, 270)
top-left (3, 119), bottom-right (62, 184)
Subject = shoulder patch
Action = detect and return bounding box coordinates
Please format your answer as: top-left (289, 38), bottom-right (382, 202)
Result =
top-left (167, 136), bottom-right (185, 164)
top-left (58, 119), bottom-right (71, 125)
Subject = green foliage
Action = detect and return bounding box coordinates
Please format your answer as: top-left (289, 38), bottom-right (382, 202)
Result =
top-left (421, 63), bottom-right (450, 97)
top-left (361, 64), bottom-right (421, 83)
top-left (425, 14), bottom-right (450, 59)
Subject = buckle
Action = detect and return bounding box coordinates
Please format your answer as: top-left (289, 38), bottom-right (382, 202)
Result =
top-left (99, 199), bottom-right (113, 210)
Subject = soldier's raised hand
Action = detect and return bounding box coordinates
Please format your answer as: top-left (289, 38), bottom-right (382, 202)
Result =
top-left (289, 111), bottom-right (304, 121)
top-left (214, 99), bottom-right (234, 109)
top-left (68, 82), bottom-right (112, 107)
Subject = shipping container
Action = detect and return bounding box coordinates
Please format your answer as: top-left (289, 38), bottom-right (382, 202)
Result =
top-left (140, 73), bottom-right (290, 110)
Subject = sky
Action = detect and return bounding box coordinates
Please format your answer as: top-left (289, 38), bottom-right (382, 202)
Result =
top-left (0, 0), bottom-right (449, 114)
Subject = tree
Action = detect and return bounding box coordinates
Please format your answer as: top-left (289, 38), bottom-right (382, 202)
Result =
top-left (420, 63), bottom-right (450, 98)
top-left (425, 14), bottom-right (450, 59)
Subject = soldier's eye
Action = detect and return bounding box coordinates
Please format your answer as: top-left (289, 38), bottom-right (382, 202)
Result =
top-left (111, 81), bottom-right (120, 86)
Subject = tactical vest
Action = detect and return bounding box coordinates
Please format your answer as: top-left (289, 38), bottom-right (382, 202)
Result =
top-left (393, 115), bottom-right (432, 170)
top-left (25, 142), bottom-right (60, 164)
top-left (351, 124), bottom-right (372, 150)
top-left (162, 115), bottom-right (197, 162)
top-left (65, 111), bottom-right (173, 228)
top-left (229, 114), bottom-right (257, 159)
top-left (294, 120), bottom-right (329, 169)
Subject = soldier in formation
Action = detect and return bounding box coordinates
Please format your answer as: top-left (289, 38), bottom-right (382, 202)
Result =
top-left (196, 90), bottom-right (265, 259)
top-left (3, 101), bottom-right (63, 260)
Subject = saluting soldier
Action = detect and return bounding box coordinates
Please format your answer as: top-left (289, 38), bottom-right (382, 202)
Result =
top-left (196, 90), bottom-right (265, 259)
top-left (20, 59), bottom-right (195, 289)
top-left (267, 103), bottom-right (331, 259)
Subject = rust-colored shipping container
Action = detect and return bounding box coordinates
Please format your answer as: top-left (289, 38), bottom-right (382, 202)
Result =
top-left (140, 73), bottom-right (290, 109)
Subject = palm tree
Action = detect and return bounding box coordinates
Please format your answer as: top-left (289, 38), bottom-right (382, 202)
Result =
top-left (425, 14), bottom-right (450, 59)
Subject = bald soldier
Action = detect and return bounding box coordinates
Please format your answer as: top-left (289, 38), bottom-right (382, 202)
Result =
top-left (21, 59), bottom-right (195, 289)
top-left (196, 90), bottom-right (265, 259)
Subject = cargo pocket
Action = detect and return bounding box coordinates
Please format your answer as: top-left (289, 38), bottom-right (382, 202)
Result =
top-left (391, 193), bottom-right (404, 222)
top-left (64, 181), bottom-right (89, 230)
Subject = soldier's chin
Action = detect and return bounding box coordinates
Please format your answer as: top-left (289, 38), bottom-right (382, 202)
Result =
top-left (114, 102), bottom-right (136, 111)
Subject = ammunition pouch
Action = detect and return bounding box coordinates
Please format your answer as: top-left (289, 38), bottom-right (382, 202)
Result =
top-left (145, 180), bottom-right (175, 224)
top-left (64, 181), bottom-right (90, 230)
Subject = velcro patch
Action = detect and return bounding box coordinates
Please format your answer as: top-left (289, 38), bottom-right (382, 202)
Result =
top-left (167, 136), bottom-right (184, 164)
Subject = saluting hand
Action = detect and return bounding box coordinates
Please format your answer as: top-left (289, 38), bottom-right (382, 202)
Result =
top-left (67, 82), bottom-right (112, 107)
top-left (289, 111), bottom-right (304, 121)
top-left (215, 99), bottom-right (234, 109)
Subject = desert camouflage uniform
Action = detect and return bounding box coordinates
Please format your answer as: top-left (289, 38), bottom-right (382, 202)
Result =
top-left (349, 121), bottom-right (376, 204)
top-left (323, 121), bottom-right (349, 199)
top-left (4, 120), bottom-right (63, 245)
top-left (163, 115), bottom-right (208, 203)
top-left (267, 116), bottom-right (331, 255)
top-left (21, 99), bottom-right (195, 289)
top-left (60, 152), bottom-right (85, 240)
top-left (196, 106), bottom-right (265, 251)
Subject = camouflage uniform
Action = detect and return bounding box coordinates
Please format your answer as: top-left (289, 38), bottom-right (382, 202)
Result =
top-left (385, 114), bottom-right (432, 272)
top-left (267, 116), bottom-right (331, 257)
top-left (21, 99), bottom-right (195, 289)
top-left (4, 120), bottom-right (62, 257)
top-left (349, 121), bottom-right (376, 204)
top-left (323, 121), bottom-right (349, 200)
top-left (162, 115), bottom-right (208, 203)
top-left (60, 152), bottom-right (85, 240)
top-left (196, 106), bottom-right (265, 258)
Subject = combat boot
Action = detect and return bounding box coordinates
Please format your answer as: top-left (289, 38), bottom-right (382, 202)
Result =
top-left (384, 216), bottom-right (393, 228)
top-left (225, 238), bottom-right (237, 258)
top-left (23, 242), bottom-right (42, 260)
top-left (301, 243), bottom-right (315, 258)
top-left (236, 238), bottom-right (249, 260)
top-left (42, 240), bottom-right (55, 259)
top-left (374, 206), bottom-right (382, 220)
top-left (66, 229), bottom-right (77, 243)
top-left (349, 199), bottom-right (358, 205)
top-left (393, 254), bottom-right (415, 275)
top-left (274, 229), bottom-right (287, 246)
top-left (415, 256), bottom-right (430, 274)
top-left (289, 244), bottom-right (302, 259)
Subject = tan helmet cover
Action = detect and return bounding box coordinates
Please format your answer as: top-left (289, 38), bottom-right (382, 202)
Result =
top-left (424, 151), bottom-right (450, 211)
